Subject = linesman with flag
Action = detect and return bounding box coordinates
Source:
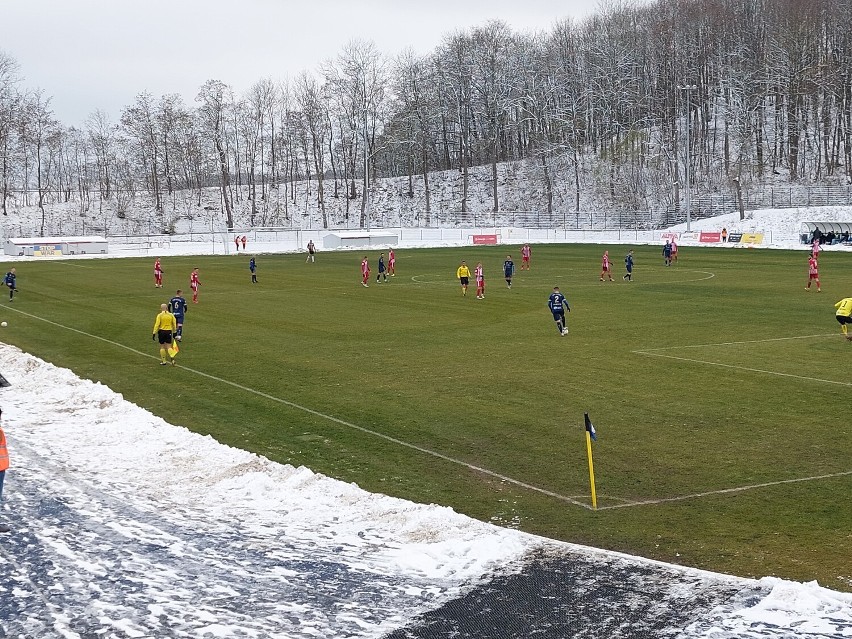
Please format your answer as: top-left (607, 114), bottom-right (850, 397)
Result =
top-left (152, 303), bottom-right (179, 366)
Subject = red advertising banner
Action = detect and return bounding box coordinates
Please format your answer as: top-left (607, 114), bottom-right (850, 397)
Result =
top-left (472, 234), bottom-right (498, 245)
top-left (700, 232), bottom-right (722, 243)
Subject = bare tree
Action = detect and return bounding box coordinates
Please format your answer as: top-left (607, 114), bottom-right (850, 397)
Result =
top-left (196, 80), bottom-right (234, 229)
top-left (0, 51), bottom-right (22, 217)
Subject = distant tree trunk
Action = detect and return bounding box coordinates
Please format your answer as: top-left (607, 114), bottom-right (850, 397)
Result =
top-left (215, 137), bottom-right (233, 229)
top-left (491, 153), bottom-right (498, 213)
top-left (422, 142), bottom-right (431, 225)
top-left (788, 90), bottom-right (800, 180)
top-left (541, 153), bottom-right (552, 215)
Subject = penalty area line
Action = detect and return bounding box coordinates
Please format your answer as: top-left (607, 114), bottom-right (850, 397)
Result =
top-left (633, 350), bottom-right (852, 387)
top-left (4, 306), bottom-right (593, 511)
top-left (597, 468), bottom-right (852, 510)
top-left (636, 333), bottom-right (838, 352)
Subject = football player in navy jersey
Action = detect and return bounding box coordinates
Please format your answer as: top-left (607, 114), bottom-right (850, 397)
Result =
top-left (548, 286), bottom-right (571, 336)
top-left (168, 289), bottom-right (188, 341)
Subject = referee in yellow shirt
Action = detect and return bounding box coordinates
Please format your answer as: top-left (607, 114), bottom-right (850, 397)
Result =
top-left (456, 261), bottom-right (471, 296)
top-left (152, 303), bottom-right (178, 365)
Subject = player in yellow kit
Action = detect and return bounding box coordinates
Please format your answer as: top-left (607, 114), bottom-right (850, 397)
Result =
top-left (835, 297), bottom-right (852, 340)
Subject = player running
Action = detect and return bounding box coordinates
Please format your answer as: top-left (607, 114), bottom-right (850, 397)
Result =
top-left (388, 249), bottom-right (396, 276)
top-left (599, 250), bottom-right (614, 281)
top-left (548, 286), bottom-right (571, 336)
top-left (361, 256), bottom-right (370, 287)
top-left (521, 244), bottom-right (531, 270)
top-left (835, 297), bottom-right (852, 340)
top-left (249, 257), bottom-right (258, 284)
top-left (503, 255), bottom-right (514, 288)
top-left (474, 262), bottom-right (485, 299)
top-left (3, 268), bottom-right (16, 302)
top-left (154, 258), bottom-right (164, 288)
top-left (671, 238), bottom-right (679, 263)
top-left (168, 289), bottom-right (188, 341)
top-left (456, 260), bottom-right (471, 296)
top-left (806, 256), bottom-right (821, 292)
top-left (190, 268), bottom-right (201, 303)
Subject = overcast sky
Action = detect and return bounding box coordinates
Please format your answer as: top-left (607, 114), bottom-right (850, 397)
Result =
top-left (3, 0), bottom-right (603, 128)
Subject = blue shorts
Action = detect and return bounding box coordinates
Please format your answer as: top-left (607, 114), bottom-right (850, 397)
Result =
top-left (552, 311), bottom-right (565, 322)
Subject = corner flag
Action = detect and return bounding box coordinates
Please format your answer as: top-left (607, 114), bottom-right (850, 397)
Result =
top-left (584, 413), bottom-right (597, 441)
top-left (584, 412), bottom-right (597, 510)
top-left (167, 339), bottom-right (180, 359)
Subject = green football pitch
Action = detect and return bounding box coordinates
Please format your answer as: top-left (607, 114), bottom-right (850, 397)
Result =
top-left (2, 244), bottom-right (851, 590)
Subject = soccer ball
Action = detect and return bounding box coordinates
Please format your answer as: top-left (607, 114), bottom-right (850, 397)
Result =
top-left (1, 322), bottom-right (7, 327)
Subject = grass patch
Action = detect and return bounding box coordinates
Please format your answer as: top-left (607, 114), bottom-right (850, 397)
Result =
top-left (2, 244), bottom-right (851, 590)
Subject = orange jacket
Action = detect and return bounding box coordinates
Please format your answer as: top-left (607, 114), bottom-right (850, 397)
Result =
top-left (0, 427), bottom-right (8, 471)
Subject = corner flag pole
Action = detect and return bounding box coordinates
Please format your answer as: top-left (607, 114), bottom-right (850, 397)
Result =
top-left (584, 412), bottom-right (598, 510)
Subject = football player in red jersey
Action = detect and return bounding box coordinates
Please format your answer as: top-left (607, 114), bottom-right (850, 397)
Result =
top-left (361, 257), bottom-right (370, 287)
top-left (190, 267), bottom-right (201, 303)
top-left (806, 256), bottom-right (821, 292)
top-left (521, 244), bottom-right (531, 270)
top-left (154, 258), bottom-right (164, 288)
top-left (599, 251), bottom-right (614, 281)
top-left (474, 262), bottom-right (485, 299)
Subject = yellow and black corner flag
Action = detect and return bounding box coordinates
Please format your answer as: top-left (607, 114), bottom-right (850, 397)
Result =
top-left (584, 412), bottom-right (598, 510)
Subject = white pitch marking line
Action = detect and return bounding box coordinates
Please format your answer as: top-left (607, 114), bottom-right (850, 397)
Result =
top-left (637, 333), bottom-right (838, 352)
top-left (632, 334), bottom-right (852, 386)
top-left (3, 305), bottom-right (593, 510)
top-left (596, 469), bottom-right (852, 510)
